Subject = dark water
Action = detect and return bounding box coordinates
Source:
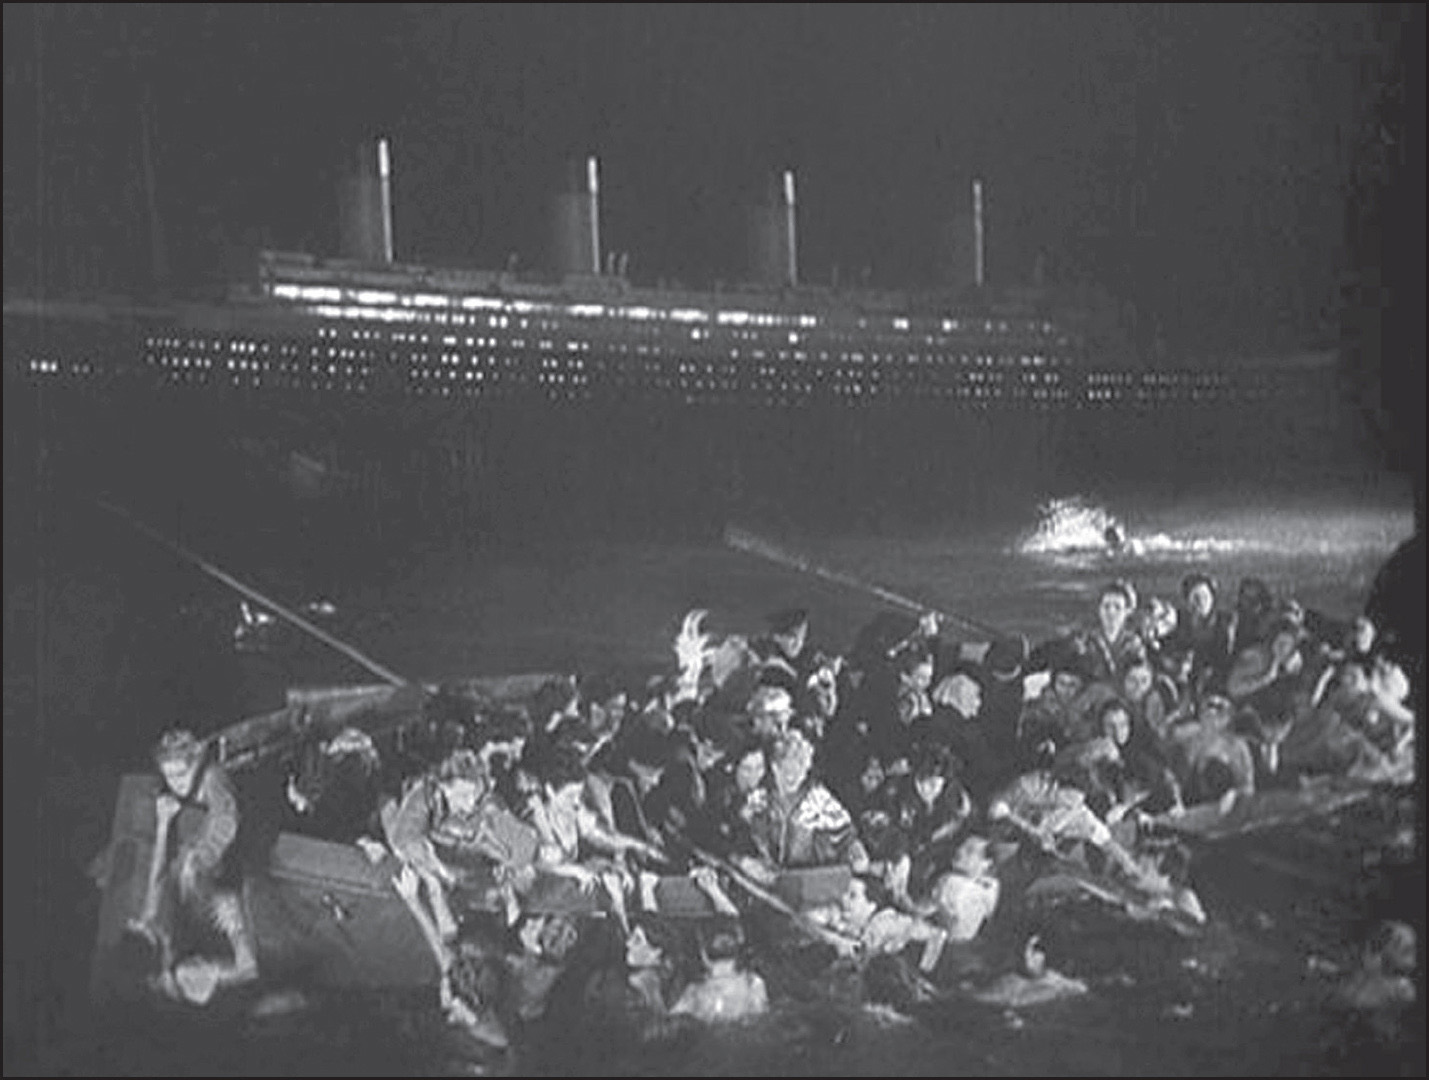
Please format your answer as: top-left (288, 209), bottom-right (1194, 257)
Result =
top-left (3, 469), bottom-right (1421, 1075)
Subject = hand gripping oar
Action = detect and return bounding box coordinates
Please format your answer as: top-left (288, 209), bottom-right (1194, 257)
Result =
top-left (723, 524), bottom-right (1005, 640)
top-left (94, 498), bottom-right (409, 687)
top-left (678, 840), bottom-right (862, 955)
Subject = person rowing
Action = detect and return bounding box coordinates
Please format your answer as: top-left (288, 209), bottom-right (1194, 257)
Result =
top-left (128, 728), bottom-right (258, 1004)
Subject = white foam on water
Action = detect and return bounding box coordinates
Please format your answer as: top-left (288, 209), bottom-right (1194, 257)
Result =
top-left (1014, 496), bottom-right (1295, 564)
top-left (1015, 496), bottom-right (1124, 556)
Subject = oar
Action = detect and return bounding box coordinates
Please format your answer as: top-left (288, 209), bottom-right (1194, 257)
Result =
top-left (678, 840), bottom-right (863, 956)
top-left (94, 497), bottom-right (410, 688)
top-left (723, 524), bottom-right (1005, 640)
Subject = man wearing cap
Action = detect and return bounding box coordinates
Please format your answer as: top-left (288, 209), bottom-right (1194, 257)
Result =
top-left (976, 635), bottom-right (1035, 788)
top-left (130, 728), bottom-right (257, 1003)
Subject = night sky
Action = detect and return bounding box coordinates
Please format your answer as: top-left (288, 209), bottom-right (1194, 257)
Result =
top-left (1, 3), bottom-right (1417, 355)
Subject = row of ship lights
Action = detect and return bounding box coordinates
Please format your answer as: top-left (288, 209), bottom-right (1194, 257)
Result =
top-left (30, 324), bottom-right (1232, 404)
top-left (33, 346), bottom-right (1237, 405)
top-left (269, 281), bottom-right (1062, 340)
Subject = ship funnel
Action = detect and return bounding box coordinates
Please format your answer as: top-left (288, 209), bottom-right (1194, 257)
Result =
top-left (747, 168), bottom-right (799, 288)
top-left (552, 154), bottom-right (602, 277)
top-left (338, 138), bottom-right (395, 264)
top-left (973, 177), bottom-right (985, 288)
top-left (935, 176), bottom-right (984, 294)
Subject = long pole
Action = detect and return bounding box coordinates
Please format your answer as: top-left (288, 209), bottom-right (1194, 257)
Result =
top-left (94, 499), bottom-right (409, 687)
top-left (723, 524), bottom-right (1005, 640)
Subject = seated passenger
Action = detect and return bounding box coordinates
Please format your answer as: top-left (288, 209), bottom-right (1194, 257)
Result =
top-left (1167, 573), bottom-right (1234, 695)
top-left (895, 647), bottom-right (937, 729)
top-left (587, 726), bottom-right (678, 846)
top-left (1120, 659), bottom-right (1184, 743)
top-left (881, 748), bottom-right (974, 905)
top-left (744, 685), bottom-right (795, 745)
top-left (795, 659), bottom-right (844, 745)
top-left (129, 728), bottom-right (257, 1004)
top-left (703, 741), bottom-right (769, 858)
top-left (750, 607), bottom-right (820, 696)
top-left (1018, 649), bottom-right (1099, 762)
top-left (1166, 694), bottom-right (1257, 809)
top-left (805, 876), bottom-right (949, 974)
top-left (1076, 581), bottom-right (1149, 685)
top-left (1228, 576), bottom-right (1277, 655)
top-left (1134, 596), bottom-right (1181, 675)
top-left (669, 919), bottom-right (770, 1023)
top-left (526, 743), bottom-right (664, 932)
top-left (859, 644), bottom-right (937, 776)
top-left (383, 749), bottom-right (536, 1013)
top-left (286, 726), bottom-right (383, 844)
top-left (1226, 617), bottom-right (1314, 778)
top-left (638, 730), bottom-right (718, 843)
top-left (924, 666), bottom-right (1004, 803)
top-left (577, 921), bottom-right (694, 1049)
top-left (927, 835), bottom-right (1001, 943)
top-left (850, 754), bottom-right (907, 885)
top-left (972, 634), bottom-right (1034, 790)
top-left (987, 768), bottom-right (1157, 890)
top-left (502, 913), bottom-right (584, 1031)
top-left (1277, 662), bottom-right (1413, 781)
top-left (475, 708), bottom-right (530, 807)
top-left (1055, 698), bottom-right (1182, 824)
top-left (741, 729), bottom-right (870, 879)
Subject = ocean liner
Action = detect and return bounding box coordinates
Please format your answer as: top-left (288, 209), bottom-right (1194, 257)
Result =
top-left (4, 141), bottom-right (1248, 411)
top-left (4, 140), bottom-right (1341, 535)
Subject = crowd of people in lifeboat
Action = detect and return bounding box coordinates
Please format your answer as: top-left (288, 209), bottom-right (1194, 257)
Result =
top-left (131, 569), bottom-right (1416, 1053)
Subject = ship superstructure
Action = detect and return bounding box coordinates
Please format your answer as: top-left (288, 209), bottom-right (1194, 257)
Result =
top-left (5, 143), bottom-right (1250, 411)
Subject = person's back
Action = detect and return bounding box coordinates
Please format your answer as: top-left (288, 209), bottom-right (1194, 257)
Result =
top-left (670, 962), bottom-right (769, 1023)
top-left (670, 920), bottom-right (769, 1023)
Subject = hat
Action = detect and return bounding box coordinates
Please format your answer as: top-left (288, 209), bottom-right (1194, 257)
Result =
top-left (767, 608), bottom-right (809, 636)
top-left (984, 634), bottom-right (1029, 680)
top-left (1047, 642), bottom-right (1092, 682)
